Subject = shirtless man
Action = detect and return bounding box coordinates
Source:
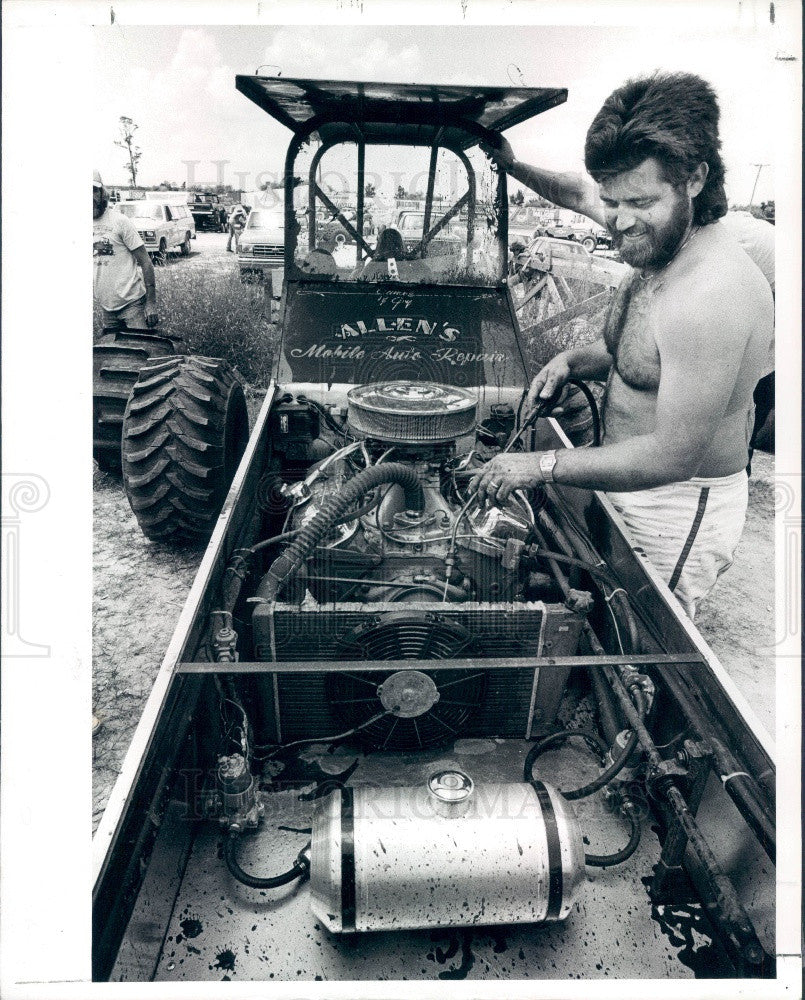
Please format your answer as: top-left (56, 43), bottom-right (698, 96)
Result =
top-left (473, 72), bottom-right (773, 617)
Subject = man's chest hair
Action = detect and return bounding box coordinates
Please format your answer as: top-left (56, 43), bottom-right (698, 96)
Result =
top-left (603, 274), bottom-right (661, 392)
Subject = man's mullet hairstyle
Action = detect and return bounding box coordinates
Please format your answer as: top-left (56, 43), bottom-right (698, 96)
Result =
top-left (584, 72), bottom-right (728, 226)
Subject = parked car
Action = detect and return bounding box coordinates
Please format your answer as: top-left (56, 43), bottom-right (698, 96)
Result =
top-left (513, 235), bottom-right (591, 275)
top-left (117, 201), bottom-right (195, 263)
top-left (534, 220), bottom-right (611, 252)
top-left (394, 209), bottom-right (463, 259)
top-left (237, 207), bottom-right (286, 281)
top-left (187, 192), bottom-right (229, 232)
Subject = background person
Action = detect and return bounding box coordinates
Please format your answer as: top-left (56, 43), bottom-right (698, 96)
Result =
top-left (353, 227), bottom-right (430, 282)
top-left (475, 72), bottom-right (773, 619)
top-left (93, 170), bottom-right (158, 329)
top-left (300, 233), bottom-right (339, 277)
top-left (227, 204), bottom-right (248, 252)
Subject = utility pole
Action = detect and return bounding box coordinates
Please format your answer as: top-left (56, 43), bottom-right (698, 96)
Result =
top-left (748, 163), bottom-right (768, 210)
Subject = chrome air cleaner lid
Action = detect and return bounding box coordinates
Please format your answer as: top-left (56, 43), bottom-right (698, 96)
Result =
top-left (347, 381), bottom-right (477, 443)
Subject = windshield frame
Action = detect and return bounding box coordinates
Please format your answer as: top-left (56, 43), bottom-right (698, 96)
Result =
top-left (282, 117), bottom-right (508, 286)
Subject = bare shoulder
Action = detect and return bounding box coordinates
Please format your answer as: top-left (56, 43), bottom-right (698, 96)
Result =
top-left (660, 223), bottom-right (772, 336)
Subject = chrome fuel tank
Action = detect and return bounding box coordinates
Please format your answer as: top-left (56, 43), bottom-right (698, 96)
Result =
top-left (310, 770), bottom-right (585, 933)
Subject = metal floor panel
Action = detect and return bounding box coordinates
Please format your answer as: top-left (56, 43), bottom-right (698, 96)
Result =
top-left (115, 739), bottom-right (733, 982)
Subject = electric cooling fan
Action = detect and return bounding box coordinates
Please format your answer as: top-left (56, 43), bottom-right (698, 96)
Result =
top-left (324, 614), bottom-right (488, 750)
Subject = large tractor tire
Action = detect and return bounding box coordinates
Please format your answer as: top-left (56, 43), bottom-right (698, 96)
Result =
top-left (93, 331), bottom-right (185, 472)
top-left (121, 356), bottom-right (249, 543)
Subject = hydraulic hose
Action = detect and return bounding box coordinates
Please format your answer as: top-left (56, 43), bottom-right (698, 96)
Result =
top-left (565, 378), bottom-right (602, 447)
top-left (224, 832), bottom-right (310, 889)
top-left (256, 463), bottom-right (424, 603)
top-left (584, 799), bottom-right (642, 867)
top-left (511, 378), bottom-right (601, 450)
top-left (524, 728), bottom-right (643, 866)
top-left (540, 501), bottom-right (642, 656)
top-left (249, 492), bottom-right (383, 557)
top-left (591, 668), bottom-right (622, 745)
top-left (524, 726), bottom-right (640, 801)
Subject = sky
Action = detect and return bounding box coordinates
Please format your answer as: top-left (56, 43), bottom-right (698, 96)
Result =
top-left (94, 19), bottom-right (783, 205)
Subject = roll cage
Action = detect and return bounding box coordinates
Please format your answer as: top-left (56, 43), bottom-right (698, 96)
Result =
top-left (235, 77), bottom-right (568, 278)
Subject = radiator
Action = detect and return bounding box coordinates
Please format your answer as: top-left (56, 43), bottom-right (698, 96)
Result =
top-left (251, 601), bottom-right (584, 745)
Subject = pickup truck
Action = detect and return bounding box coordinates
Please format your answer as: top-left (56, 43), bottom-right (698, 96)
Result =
top-left (187, 192), bottom-right (229, 232)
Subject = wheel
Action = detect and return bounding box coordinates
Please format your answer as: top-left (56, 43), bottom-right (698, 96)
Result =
top-left (93, 331), bottom-right (185, 473)
top-left (581, 236), bottom-right (597, 253)
top-left (180, 232), bottom-right (192, 256)
top-left (154, 238), bottom-right (168, 266)
top-left (122, 356), bottom-right (250, 542)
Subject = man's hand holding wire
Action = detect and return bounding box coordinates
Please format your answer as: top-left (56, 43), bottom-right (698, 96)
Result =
top-left (470, 452), bottom-right (543, 506)
top-left (527, 353), bottom-right (572, 412)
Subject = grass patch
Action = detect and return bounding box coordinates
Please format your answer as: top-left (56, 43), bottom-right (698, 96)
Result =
top-left (93, 264), bottom-right (276, 388)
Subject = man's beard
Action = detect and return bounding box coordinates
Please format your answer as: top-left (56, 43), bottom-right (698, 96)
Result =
top-left (609, 193), bottom-right (693, 270)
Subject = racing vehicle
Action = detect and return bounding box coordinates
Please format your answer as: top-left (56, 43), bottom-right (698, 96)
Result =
top-left (93, 77), bottom-right (778, 986)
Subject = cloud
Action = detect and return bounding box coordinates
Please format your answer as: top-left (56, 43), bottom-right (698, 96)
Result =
top-left (259, 27), bottom-right (422, 81)
top-left (95, 28), bottom-right (274, 186)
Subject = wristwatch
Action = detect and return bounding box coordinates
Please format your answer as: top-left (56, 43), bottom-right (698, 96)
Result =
top-left (538, 449), bottom-right (558, 483)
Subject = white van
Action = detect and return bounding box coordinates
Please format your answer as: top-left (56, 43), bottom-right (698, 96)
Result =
top-left (117, 201), bottom-right (196, 263)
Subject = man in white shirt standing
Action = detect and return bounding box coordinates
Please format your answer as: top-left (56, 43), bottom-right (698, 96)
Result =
top-left (93, 170), bottom-right (159, 330)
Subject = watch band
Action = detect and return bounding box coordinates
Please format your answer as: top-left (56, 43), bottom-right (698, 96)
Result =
top-left (538, 449), bottom-right (557, 483)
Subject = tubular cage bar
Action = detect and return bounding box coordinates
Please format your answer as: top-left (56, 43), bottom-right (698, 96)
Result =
top-left (284, 114), bottom-right (503, 274)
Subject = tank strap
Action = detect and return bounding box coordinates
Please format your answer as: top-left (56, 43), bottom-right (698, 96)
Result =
top-left (340, 787), bottom-right (357, 931)
top-left (529, 780), bottom-right (563, 919)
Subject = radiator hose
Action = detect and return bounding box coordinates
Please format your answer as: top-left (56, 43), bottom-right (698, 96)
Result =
top-left (256, 463), bottom-right (425, 604)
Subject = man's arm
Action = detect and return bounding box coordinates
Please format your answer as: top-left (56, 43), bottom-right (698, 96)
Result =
top-left (528, 340), bottom-right (612, 409)
top-left (474, 285), bottom-right (758, 501)
top-left (486, 136), bottom-right (606, 226)
top-left (131, 245), bottom-right (158, 327)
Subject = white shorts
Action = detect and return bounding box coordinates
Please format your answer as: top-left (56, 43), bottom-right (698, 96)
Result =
top-left (607, 469), bottom-right (749, 620)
